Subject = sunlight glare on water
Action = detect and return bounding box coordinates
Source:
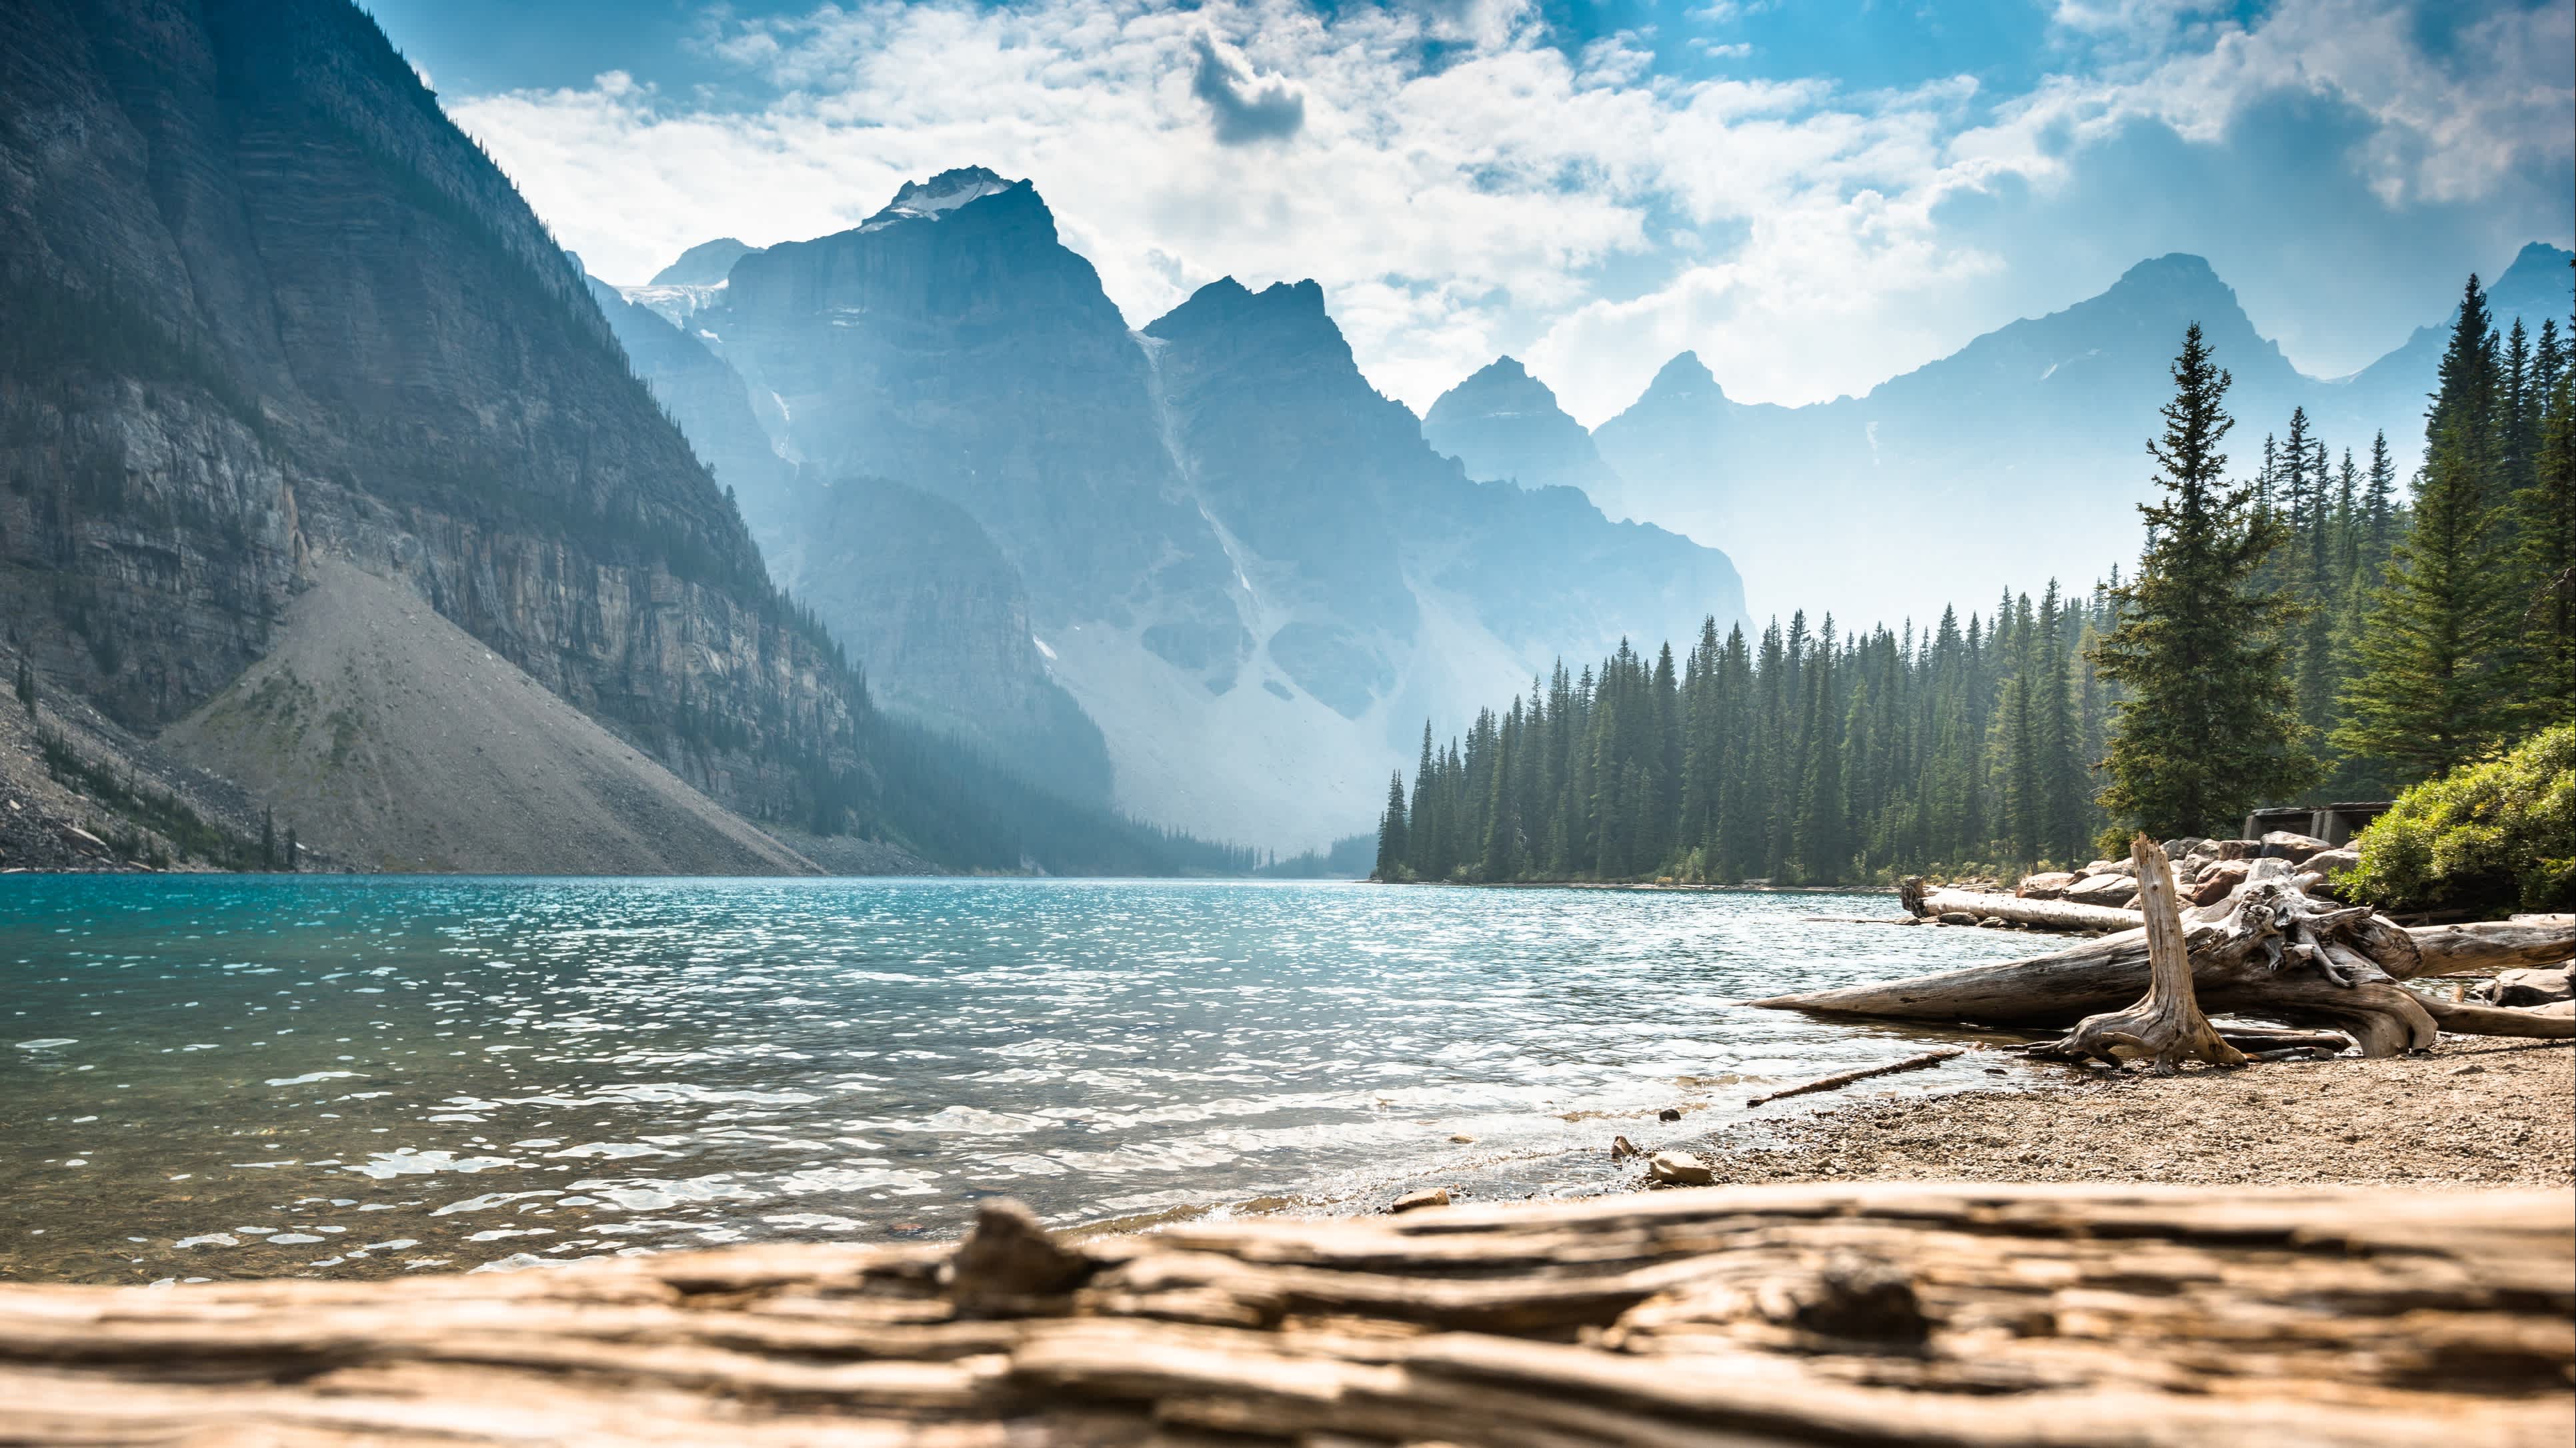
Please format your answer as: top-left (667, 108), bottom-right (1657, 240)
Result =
top-left (0, 875), bottom-right (2039, 1282)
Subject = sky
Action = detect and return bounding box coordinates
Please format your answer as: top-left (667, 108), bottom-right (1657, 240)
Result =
top-left (369, 0), bottom-right (2573, 425)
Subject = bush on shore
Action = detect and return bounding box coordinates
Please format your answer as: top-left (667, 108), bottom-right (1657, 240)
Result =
top-left (2343, 725), bottom-right (2574, 915)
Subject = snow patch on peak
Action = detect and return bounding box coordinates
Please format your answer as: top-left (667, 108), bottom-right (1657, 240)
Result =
top-left (864, 167), bottom-right (1018, 230)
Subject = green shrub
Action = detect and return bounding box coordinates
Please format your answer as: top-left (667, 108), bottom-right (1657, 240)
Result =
top-left (2343, 725), bottom-right (2575, 913)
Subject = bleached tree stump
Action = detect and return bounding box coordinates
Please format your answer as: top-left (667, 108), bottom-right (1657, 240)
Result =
top-left (2031, 836), bottom-right (2247, 1073)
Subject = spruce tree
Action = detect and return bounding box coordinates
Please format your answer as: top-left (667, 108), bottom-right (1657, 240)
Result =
top-left (2094, 323), bottom-right (2315, 837)
top-left (2363, 430), bottom-right (2398, 569)
top-left (2525, 347), bottom-right (2575, 723)
top-left (2335, 275), bottom-right (2531, 777)
top-left (1374, 771), bottom-right (1408, 880)
top-left (2335, 415), bottom-right (2519, 777)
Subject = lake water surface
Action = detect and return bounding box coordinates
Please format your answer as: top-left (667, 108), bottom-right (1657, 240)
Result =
top-left (1, 876), bottom-right (2038, 1283)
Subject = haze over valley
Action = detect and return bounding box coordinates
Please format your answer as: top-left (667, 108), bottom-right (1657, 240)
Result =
top-left (2, 0), bottom-right (2567, 864)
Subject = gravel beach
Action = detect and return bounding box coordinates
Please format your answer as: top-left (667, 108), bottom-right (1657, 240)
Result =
top-left (1678, 1035), bottom-right (2573, 1189)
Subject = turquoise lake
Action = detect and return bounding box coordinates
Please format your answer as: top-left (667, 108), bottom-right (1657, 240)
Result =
top-left (0, 876), bottom-right (2039, 1283)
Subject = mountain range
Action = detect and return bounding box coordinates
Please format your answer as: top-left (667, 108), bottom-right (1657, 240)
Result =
top-left (608, 170), bottom-right (1744, 851)
top-left (0, 0), bottom-right (1241, 874)
top-left (1429, 246), bottom-right (2573, 629)
top-left (5, 0), bottom-right (2559, 869)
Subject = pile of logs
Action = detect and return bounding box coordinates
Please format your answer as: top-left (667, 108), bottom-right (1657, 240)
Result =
top-left (1784, 837), bottom-right (2573, 1058)
top-left (0, 1181), bottom-right (2567, 1446)
top-left (1901, 830), bottom-right (2367, 935)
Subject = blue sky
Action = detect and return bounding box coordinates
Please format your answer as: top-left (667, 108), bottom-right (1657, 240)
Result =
top-left (369, 0), bottom-right (2573, 422)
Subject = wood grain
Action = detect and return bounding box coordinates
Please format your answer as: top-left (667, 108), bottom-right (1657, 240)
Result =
top-left (0, 1182), bottom-right (2565, 1445)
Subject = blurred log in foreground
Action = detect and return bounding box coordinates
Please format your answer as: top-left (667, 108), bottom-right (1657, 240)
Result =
top-left (1, 1181), bottom-right (2569, 1447)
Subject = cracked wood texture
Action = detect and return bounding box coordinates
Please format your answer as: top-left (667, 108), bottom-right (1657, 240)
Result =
top-left (0, 1183), bottom-right (2567, 1447)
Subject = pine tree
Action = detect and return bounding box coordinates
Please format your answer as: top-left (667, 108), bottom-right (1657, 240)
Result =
top-left (2525, 325), bottom-right (2575, 722)
top-left (1374, 771), bottom-right (1408, 880)
top-left (2035, 581), bottom-right (2083, 863)
top-left (2364, 430), bottom-right (2397, 568)
top-left (2335, 280), bottom-right (2519, 779)
top-left (2094, 323), bottom-right (2315, 837)
top-left (261, 807), bottom-right (277, 870)
top-left (2335, 419), bottom-right (2519, 776)
top-left (1790, 619), bottom-right (1845, 879)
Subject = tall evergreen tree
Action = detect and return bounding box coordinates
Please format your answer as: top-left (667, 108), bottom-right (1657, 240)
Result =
top-left (1374, 771), bottom-right (1408, 879)
top-left (2525, 345), bottom-right (2576, 723)
top-left (2335, 280), bottom-right (2519, 779)
top-left (2093, 324), bottom-right (2315, 837)
top-left (2364, 429), bottom-right (2398, 567)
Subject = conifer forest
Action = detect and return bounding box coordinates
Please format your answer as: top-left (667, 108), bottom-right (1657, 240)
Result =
top-left (1376, 273), bottom-right (2575, 885)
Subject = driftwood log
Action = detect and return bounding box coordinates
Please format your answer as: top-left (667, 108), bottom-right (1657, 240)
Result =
top-left (1900, 877), bottom-right (2145, 934)
top-left (1755, 863), bottom-right (2575, 1056)
top-left (0, 1183), bottom-right (2567, 1447)
top-left (2029, 837), bottom-right (2247, 1073)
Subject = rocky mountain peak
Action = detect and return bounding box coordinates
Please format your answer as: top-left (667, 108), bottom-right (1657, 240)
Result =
top-left (1145, 279), bottom-right (1348, 366)
top-left (866, 166), bottom-right (1023, 229)
top-left (650, 237), bottom-right (761, 287)
top-left (1641, 351), bottom-right (1724, 403)
top-left (2093, 253), bottom-right (2247, 319)
top-left (1423, 355), bottom-right (1624, 512)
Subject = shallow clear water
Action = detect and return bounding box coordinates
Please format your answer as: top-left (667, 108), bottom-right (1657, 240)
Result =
top-left (0, 876), bottom-right (2037, 1283)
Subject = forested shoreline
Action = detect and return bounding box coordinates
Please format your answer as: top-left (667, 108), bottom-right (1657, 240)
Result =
top-left (1376, 272), bottom-right (2574, 887)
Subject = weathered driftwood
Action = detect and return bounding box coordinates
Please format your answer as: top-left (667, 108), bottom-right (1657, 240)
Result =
top-left (2409, 919), bottom-right (2576, 973)
top-left (1754, 865), bottom-right (2576, 1055)
top-left (0, 1183), bottom-right (2567, 1447)
top-left (1743, 1047), bottom-right (1963, 1106)
top-left (1901, 877), bottom-right (2145, 933)
top-left (2031, 837), bottom-right (2247, 1073)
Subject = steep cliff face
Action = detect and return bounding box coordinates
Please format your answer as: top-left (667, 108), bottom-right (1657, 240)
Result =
top-left (584, 274), bottom-right (796, 548)
top-left (0, 0), bottom-right (866, 846)
top-left (639, 167), bottom-right (1744, 849)
top-left (782, 476), bottom-right (1114, 803)
top-left (706, 170), bottom-right (1248, 683)
top-left (1147, 279), bottom-right (1742, 696)
top-left (590, 271), bottom-right (1114, 797)
top-left (1422, 357), bottom-right (1627, 518)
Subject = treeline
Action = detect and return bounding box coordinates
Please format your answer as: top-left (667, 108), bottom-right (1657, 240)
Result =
top-left (1378, 269), bottom-right (2573, 885)
top-left (1376, 583), bottom-right (2125, 885)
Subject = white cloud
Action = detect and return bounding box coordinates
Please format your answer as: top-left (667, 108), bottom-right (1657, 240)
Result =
top-left (447, 0), bottom-right (2572, 424)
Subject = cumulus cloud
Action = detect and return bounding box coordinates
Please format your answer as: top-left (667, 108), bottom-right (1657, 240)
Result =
top-left (1190, 34), bottom-right (1306, 143)
top-left (445, 0), bottom-right (2571, 423)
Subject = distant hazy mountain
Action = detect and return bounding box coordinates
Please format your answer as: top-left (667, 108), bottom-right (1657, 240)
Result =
top-left (0, 0), bottom-right (1254, 877)
top-left (585, 269), bottom-right (1113, 797)
top-left (2318, 242), bottom-right (2574, 441)
top-left (1422, 357), bottom-right (1628, 518)
top-left (651, 237), bottom-right (761, 287)
top-left (644, 170), bottom-right (1744, 849)
top-left (1578, 245), bottom-right (2574, 629)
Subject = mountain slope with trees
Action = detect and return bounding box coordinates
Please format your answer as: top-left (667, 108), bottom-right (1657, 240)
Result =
top-left (0, 0), bottom-right (1248, 876)
top-left (1380, 262), bottom-right (2573, 885)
